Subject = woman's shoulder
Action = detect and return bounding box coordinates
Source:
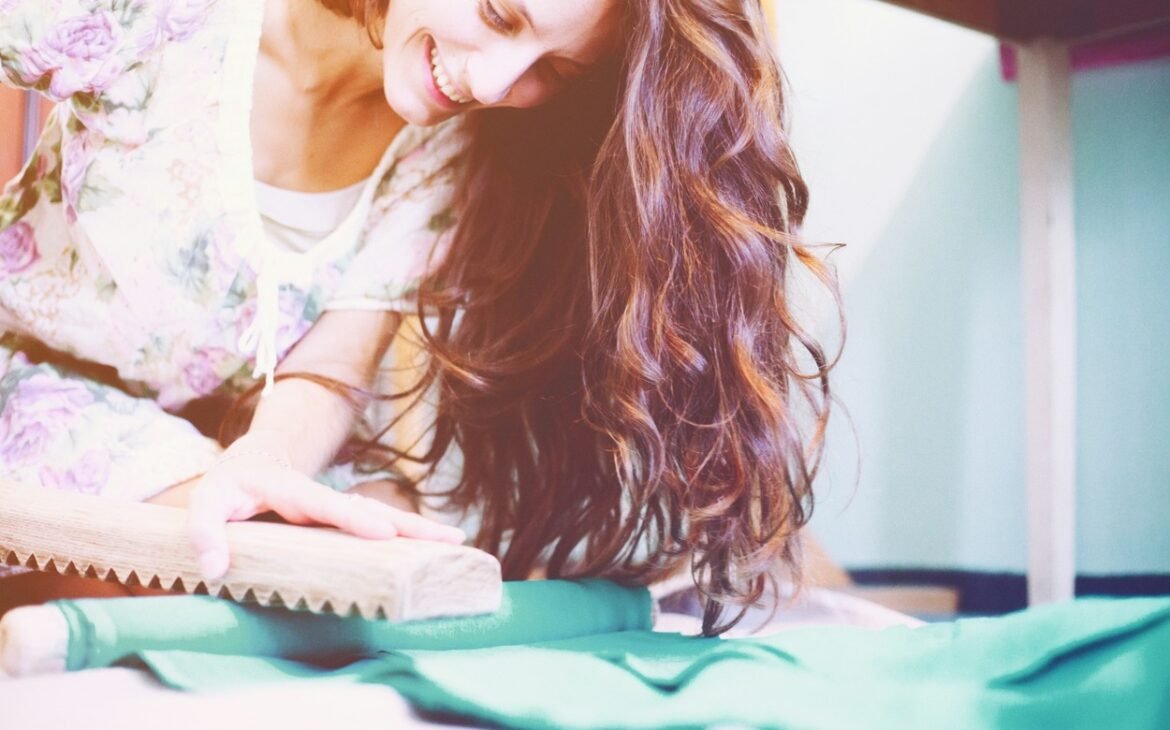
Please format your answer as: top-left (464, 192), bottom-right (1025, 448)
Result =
top-left (382, 117), bottom-right (468, 184)
top-left (330, 118), bottom-right (468, 310)
top-left (368, 116), bottom-right (468, 211)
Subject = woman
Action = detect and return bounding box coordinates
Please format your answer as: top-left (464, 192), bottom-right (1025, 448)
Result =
top-left (0, 0), bottom-right (837, 634)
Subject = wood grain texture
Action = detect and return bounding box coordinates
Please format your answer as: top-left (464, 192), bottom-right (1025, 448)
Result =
top-left (0, 481), bottom-right (502, 621)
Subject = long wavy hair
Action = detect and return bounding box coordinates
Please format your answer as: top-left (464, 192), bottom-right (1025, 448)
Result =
top-left (307, 0), bottom-right (842, 635)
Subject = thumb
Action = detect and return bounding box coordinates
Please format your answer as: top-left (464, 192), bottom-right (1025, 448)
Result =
top-left (186, 478), bottom-right (252, 581)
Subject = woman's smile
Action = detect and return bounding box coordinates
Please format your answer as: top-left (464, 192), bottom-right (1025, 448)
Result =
top-left (426, 36), bottom-right (472, 107)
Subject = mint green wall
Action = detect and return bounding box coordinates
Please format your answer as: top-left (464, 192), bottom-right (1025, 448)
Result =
top-left (1074, 57), bottom-right (1170, 574)
top-left (811, 55), bottom-right (1170, 576)
top-left (810, 55), bottom-right (1027, 571)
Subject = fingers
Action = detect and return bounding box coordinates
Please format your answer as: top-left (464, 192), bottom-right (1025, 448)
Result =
top-left (264, 473), bottom-right (466, 545)
top-left (187, 479), bottom-right (258, 582)
top-left (187, 470), bottom-right (468, 583)
top-left (377, 507), bottom-right (467, 545)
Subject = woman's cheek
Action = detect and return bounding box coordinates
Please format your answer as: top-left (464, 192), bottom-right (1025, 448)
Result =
top-left (506, 79), bottom-right (556, 109)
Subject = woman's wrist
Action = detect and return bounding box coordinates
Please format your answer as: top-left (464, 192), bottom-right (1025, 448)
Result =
top-left (220, 431), bottom-right (297, 472)
top-left (215, 446), bottom-right (293, 471)
top-left (244, 374), bottom-right (363, 476)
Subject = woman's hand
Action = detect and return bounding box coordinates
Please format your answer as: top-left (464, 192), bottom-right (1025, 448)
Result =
top-left (187, 443), bottom-right (465, 581)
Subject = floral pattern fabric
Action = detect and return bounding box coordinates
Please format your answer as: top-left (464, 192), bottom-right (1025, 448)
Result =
top-left (0, 0), bottom-right (465, 511)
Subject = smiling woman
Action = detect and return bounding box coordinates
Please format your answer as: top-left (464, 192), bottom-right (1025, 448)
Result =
top-left (0, 0), bottom-right (837, 635)
top-left (381, 0), bottom-right (619, 116)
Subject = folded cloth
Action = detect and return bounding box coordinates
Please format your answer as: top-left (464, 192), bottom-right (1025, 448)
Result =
top-left (51, 589), bottom-right (1170, 730)
top-left (55, 578), bottom-right (653, 670)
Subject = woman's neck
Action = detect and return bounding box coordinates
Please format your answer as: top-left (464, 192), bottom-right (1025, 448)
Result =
top-left (261, 0), bottom-right (385, 101)
top-left (252, 0), bottom-right (405, 192)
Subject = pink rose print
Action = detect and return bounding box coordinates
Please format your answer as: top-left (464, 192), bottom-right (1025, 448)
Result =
top-left (0, 373), bottom-right (94, 466)
top-left (206, 221), bottom-right (247, 291)
top-left (0, 222), bottom-right (40, 275)
top-left (318, 262), bottom-right (344, 294)
top-left (156, 0), bottom-right (216, 43)
top-left (99, 106), bottom-right (149, 147)
top-left (397, 144), bottom-right (428, 166)
top-left (0, 353), bottom-right (31, 391)
top-left (19, 11), bottom-right (124, 100)
top-left (60, 131), bottom-right (93, 223)
top-left (39, 450), bottom-right (111, 496)
top-left (182, 347), bottom-right (230, 396)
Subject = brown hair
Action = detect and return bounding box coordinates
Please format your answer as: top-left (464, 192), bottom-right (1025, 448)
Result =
top-left (309, 0), bottom-right (841, 635)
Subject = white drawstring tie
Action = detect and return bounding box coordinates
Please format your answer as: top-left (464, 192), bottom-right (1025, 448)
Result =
top-left (238, 244), bottom-right (318, 397)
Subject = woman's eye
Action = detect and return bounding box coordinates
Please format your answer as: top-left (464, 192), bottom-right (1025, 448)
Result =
top-left (479, 0), bottom-right (515, 33)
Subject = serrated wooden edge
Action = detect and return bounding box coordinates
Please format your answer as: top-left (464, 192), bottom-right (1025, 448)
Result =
top-left (0, 480), bottom-right (502, 622)
top-left (1, 546), bottom-right (387, 618)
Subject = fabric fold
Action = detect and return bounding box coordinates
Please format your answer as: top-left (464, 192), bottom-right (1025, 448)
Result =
top-left (46, 590), bottom-right (1170, 730)
top-left (53, 578), bottom-right (653, 671)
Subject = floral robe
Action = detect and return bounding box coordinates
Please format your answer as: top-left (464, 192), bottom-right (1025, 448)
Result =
top-left (0, 0), bottom-right (464, 512)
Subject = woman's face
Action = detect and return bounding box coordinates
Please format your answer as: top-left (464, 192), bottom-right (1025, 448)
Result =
top-left (380, 0), bottom-right (619, 125)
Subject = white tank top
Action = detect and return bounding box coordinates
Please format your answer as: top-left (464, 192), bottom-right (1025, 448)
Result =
top-left (254, 178), bottom-right (368, 253)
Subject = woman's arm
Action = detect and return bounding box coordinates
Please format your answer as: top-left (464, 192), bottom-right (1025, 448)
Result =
top-left (181, 309), bottom-right (464, 580)
top-left (239, 308), bottom-right (400, 476)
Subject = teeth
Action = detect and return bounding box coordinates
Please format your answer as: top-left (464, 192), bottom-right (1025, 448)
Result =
top-left (430, 46), bottom-right (470, 105)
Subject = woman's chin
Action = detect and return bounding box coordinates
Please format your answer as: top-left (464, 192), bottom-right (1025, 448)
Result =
top-left (383, 85), bottom-right (449, 127)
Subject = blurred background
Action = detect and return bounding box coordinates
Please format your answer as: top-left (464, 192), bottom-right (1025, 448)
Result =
top-left (4, 0), bottom-right (1168, 618)
top-left (771, 0), bottom-right (1170, 616)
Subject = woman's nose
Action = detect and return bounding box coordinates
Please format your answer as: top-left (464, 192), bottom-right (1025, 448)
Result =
top-left (466, 44), bottom-right (541, 106)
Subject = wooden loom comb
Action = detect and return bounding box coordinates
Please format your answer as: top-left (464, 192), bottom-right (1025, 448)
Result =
top-left (0, 480), bottom-right (502, 621)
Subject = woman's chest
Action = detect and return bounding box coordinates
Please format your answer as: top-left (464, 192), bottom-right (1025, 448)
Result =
top-left (248, 39), bottom-right (400, 193)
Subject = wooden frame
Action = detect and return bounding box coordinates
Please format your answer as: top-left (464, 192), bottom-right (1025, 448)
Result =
top-left (875, 0), bottom-right (1170, 41)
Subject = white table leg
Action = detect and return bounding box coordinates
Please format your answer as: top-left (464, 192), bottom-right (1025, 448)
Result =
top-left (1017, 39), bottom-right (1077, 605)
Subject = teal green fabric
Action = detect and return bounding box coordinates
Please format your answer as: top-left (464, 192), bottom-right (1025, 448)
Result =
top-left (52, 589), bottom-right (1170, 729)
top-left (54, 579), bottom-right (652, 671)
